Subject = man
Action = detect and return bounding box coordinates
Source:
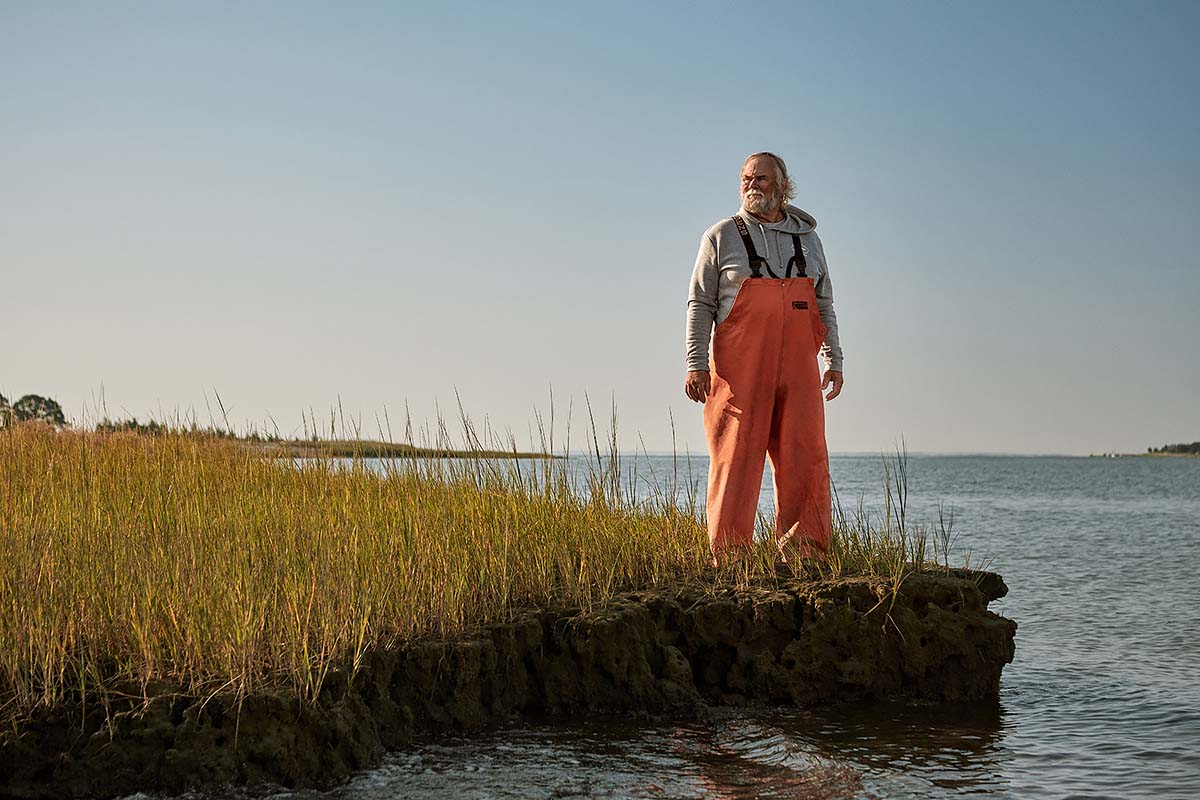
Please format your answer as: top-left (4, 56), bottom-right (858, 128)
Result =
top-left (684, 152), bottom-right (843, 562)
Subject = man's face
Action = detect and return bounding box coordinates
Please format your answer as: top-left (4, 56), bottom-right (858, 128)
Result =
top-left (741, 157), bottom-right (782, 216)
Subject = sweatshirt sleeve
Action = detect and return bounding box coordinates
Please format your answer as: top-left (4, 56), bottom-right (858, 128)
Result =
top-left (812, 235), bottom-right (844, 373)
top-left (685, 232), bottom-right (719, 372)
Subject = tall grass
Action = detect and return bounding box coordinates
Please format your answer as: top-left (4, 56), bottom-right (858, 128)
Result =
top-left (0, 419), bottom-right (710, 728)
top-left (0, 419), bottom-right (971, 731)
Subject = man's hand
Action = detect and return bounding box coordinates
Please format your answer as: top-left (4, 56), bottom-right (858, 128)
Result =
top-left (685, 370), bottom-right (711, 403)
top-left (822, 370), bottom-right (844, 401)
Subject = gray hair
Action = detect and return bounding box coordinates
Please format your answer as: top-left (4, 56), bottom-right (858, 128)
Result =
top-left (743, 151), bottom-right (796, 206)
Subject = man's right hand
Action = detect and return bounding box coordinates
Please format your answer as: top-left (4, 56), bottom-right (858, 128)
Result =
top-left (685, 370), bottom-right (711, 403)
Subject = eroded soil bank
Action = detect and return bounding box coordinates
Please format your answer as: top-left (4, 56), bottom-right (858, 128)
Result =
top-left (1, 569), bottom-right (1016, 799)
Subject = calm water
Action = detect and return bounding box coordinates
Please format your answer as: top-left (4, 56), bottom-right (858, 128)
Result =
top-left (143, 454), bottom-right (1200, 799)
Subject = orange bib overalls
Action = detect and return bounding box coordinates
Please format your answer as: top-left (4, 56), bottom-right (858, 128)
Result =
top-left (704, 215), bottom-right (832, 560)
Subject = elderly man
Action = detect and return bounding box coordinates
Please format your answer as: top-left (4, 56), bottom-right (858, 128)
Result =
top-left (685, 152), bottom-right (844, 562)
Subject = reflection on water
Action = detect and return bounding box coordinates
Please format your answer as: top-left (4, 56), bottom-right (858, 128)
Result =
top-left (790, 701), bottom-right (1007, 796)
top-left (266, 715), bottom-right (872, 799)
top-left (254, 702), bottom-right (1007, 800)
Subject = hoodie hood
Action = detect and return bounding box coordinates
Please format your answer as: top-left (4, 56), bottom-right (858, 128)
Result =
top-left (736, 204), bottom-right (817, 234)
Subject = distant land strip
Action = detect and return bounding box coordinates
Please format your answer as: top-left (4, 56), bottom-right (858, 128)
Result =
top-left (1145, 441), bottom-right (1200, 455)
top-left (1090, 440), bottom-right (1200, 458)
top-left (262, 439), bottom-right (554, 459)
top-left (87, 418), bottom-right (554, 459)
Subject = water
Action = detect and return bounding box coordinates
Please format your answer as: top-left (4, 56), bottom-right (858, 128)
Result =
top-left (150, 454), bottom-right (1200, 799)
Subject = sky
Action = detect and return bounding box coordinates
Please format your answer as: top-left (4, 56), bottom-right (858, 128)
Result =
top-left (3, 1), bottom-right (1198, 455)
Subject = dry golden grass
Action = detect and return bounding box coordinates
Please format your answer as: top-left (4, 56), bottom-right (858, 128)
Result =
top-left (0, 420), bottom-right (961, 730)
top-left (0, 422), bottom-right (712, 727)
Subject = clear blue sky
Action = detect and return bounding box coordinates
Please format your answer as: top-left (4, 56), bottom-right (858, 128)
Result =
top-left (3, 1), bottom-right (1198, 454)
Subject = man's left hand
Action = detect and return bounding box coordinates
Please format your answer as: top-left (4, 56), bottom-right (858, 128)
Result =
top-left (822, 370), bottom-right (844, 401)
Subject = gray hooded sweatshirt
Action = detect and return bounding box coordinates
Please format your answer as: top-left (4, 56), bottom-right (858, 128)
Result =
top-left (686, 204), bottom-right (843, 374)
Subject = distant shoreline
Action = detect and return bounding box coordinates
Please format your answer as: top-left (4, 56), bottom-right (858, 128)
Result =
top-left (254, 438), bottom-right (555, 460)
top-left (1088, 452), bottom-right (1200, 458)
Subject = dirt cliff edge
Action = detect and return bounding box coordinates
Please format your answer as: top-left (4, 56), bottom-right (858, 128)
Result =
top-left (1, 569), bottom-right (1016, 799)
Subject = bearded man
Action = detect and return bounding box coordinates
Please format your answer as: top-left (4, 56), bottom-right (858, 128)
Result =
top-left (684, 152), bottom-right (844, 563)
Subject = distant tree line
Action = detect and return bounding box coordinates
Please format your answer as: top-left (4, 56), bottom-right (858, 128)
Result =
top-left (0, 394), bottom-right (281, 442)
top-left (1147, 441), bottom-right (1200, 455)
top-left (0, 393), bottom-right (66, 428)
top-left (94, 417), bottom-right (171, 436)
top-left (94, 416), bottom-right (281, 442)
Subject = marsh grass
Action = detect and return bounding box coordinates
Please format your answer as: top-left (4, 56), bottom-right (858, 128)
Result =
top-left (0, 416), bottom-right (974, 732)
top-left (818, 447), bottom-right (978, 575)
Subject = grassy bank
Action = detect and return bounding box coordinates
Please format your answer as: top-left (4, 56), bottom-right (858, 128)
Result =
top-left (0, 423), bottom-right (961, 732)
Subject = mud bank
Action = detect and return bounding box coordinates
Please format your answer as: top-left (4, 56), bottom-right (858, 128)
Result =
top-left (1, 569), bottom-right (1015, 799)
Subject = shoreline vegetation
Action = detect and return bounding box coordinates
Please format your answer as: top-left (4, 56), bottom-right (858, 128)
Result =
top-left (1145, 440), bottom-right (1200, 455)
top-left (1090, 451), bottom-right (1200, 458)
top-left (0, 418), bottom-right (1010, 797)
top-left (92, 416), bottom-right (554, 459)
top-left (271, 439), bottom-right (554, 459)
top-left (1090, 440), bottom-right (1200, 457)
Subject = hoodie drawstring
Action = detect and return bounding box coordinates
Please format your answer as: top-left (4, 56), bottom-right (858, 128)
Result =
top-left (756, 223), bottom-right (771, 269)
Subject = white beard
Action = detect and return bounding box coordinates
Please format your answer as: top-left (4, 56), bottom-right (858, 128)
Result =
top-left (743, 189), bottom-right (780, 216)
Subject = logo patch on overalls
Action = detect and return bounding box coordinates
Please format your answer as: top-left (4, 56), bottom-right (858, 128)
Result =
top-left (792, 301), bottom-right (808, 310)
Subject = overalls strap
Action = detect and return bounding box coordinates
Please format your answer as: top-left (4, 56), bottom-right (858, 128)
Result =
top-left (732, 215), bottom-right (775, 278)
top-left (785, 234), bottom-right (808, 278)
